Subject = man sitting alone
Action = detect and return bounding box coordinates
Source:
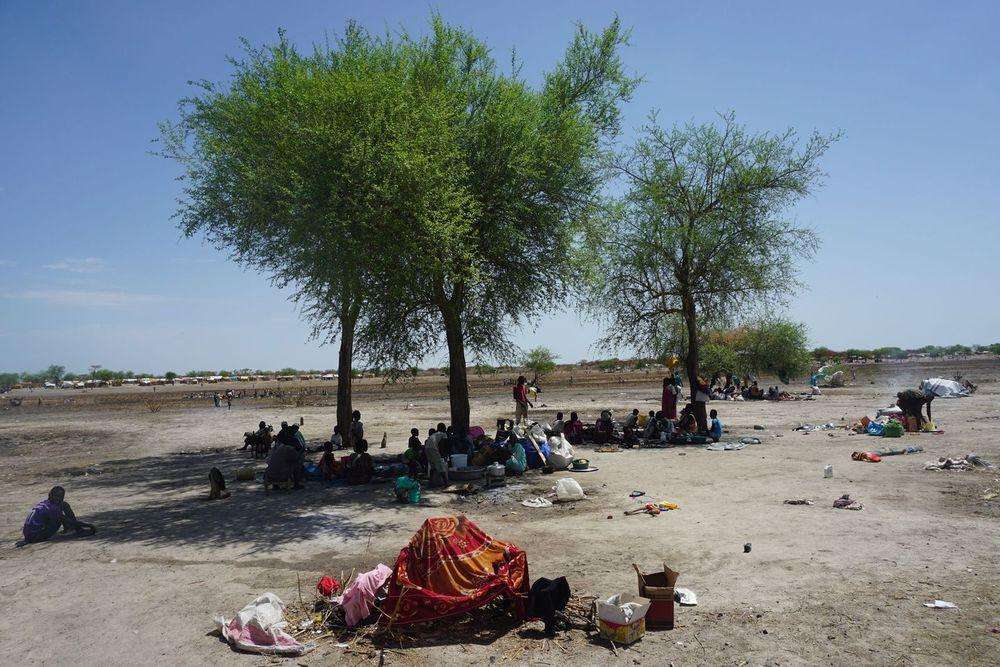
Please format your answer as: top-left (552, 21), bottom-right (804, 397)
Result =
top-left (18, 486), bottom-right (95, 546)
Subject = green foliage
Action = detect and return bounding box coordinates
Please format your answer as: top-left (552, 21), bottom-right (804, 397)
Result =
top-left (0, 372), bottom-right (19, 390)
top-left (812, 347), bottom-right (838, 361)
top-left (164, 371), bottom-right (178, 380)
top-left (735, 318), bottom-right (812, 379)
top-left (873, 346), bottom-right (907, 360)
top-left (522, 347), bottom-right (558, 379)
top-left (699, 341), bottom-right (739, 378)
top-left (43, 365), bottom-right (66, 383)
top-left (591, 112), bottom-right (837, 386)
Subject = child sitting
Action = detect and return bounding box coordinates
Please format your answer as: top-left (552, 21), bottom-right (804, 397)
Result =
top-left (318, 441), bottom-right (336, 481)
top-left (403, 428), bottom-right (426, 478)
top-left (709, 409), bottom-right (723, 442)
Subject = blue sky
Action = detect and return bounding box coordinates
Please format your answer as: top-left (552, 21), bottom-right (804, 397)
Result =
top-left (1, 1), bottom-right (998, 374)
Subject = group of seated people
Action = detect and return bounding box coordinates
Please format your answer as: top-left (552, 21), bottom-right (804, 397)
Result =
top-left (617, 405), bottom-right (724, 443)
top-left (261, 410), bottom-right (373, 490)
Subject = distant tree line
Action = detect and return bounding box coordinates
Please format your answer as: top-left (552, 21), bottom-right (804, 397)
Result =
top-left (811, 343), bottom-right (1000, 362)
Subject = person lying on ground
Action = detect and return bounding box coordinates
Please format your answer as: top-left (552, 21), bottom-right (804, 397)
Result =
top-left (563, 412), bottom-right (584, 445)
top-left (709, 409), bottom-right (723, 442)
top-left (19, 486), bottom-right (96, 546)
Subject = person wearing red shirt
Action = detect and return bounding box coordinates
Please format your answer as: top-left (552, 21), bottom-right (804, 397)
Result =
top-left (513, 375), bottom-right (533, 424)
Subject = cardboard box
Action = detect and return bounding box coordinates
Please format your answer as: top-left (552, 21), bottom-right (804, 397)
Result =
top-left (634, 563), bottom-right (679, 630)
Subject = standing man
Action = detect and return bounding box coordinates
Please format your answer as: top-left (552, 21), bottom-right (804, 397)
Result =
top-left (662, 374), bottom-right (680, 420)
top-left (513, 375), bottom-right (533, 425)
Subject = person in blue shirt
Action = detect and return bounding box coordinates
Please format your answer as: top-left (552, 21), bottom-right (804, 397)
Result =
top-left (709, 409), bottom-right (723, 442)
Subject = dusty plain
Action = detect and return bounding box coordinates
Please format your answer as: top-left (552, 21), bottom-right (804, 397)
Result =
top-left (0, 358), bottom-right (997, 666)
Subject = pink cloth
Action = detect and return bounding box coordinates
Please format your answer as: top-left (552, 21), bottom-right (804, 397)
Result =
top-left (468, 426), bottom-right (485, 440)
top-left (215, 593), bottom-right (312, 656)
top-left (337, 563), bottom-right (392, 627)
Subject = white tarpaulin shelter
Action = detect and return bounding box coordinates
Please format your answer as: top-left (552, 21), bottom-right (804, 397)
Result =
top-left (920, 378), bottom-right (970, 398)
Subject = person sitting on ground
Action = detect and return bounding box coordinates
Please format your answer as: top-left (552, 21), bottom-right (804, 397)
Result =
top-left (346, 439), bottom-right (374, 485)
top-left (19, 486), bottom-right (96, 546)
top-left (747, 382), bottom-right (763, 400)
top-left (595, 410), bottom-right (615, 445)
top-left (318, 441), bottom-right (337, 482)
top-left (290, 424), bottom-right (307, 450)
top-left (351, 410), bottom-right (364, 444)
top-left (677, 404), bottom-right (697, 434)
top-left (208, 467), bottom-right (231, 499)
top-left (495, 419), bottom-right (513, 443)
top-left (264, 437), bottom-right (304, 490)
top-left (330, 424), bottom-right (344, 450)
top-left (642, 410), bottom-right (658, 439)
top-left (425, 424), bottom-right (449, 487)
top-left (546, 412), bottom-right (565, 437)
top-left (563, 412), bottom-right (584, 445)
top-left (709, 409), bottom-right (723, 442)
top-left (623, 408), bottom-right (640, 443)
top-left (403, 427), bottom-right (426, 478)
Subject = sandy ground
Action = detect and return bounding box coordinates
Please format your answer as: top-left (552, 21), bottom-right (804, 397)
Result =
top-left (0, 359), bottom-right (997, 666)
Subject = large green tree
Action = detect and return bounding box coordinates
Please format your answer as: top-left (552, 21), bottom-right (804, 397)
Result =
top-left (593, 113), bottom-right (837, 392)
top-left (359, 16), bottom-right (638, 429)
top-left (160, 24), bottom-right (466, 443)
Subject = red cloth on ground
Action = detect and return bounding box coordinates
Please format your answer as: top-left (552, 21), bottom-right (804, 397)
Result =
top-left (381, 516), bottom-right (529, 626)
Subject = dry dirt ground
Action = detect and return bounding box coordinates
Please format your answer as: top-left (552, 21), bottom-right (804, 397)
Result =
top-left (0, 359), bottom-right (997, 666)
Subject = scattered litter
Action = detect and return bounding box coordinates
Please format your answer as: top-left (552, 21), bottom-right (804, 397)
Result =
top-left (214, 593), bottom-right (316, 656)
top-left (743, 543), bottom-right (752, 553)
top-left (706, 441), bottom-right (746, 451)
top-left (739, 436), bottom-right (762, 445)
top-left (875, 446), bottom-right (924, 457)
top-left (925, 454), bottom-right (994, 471)
top-left (624, 501), bottom-right (679, 517)
top-left (629, 490), bottom-right (646, 498)
top-left (852, 451), bottom-right (882, 463)
top-left (316, 576), bottom-right (340, 598)
top-left (784, 499), bottom-right (814, 505)
top-left (824, 465), bottom-right (833, 478)
top-left (334, 564), bottom-right (392, 627)
top-left (674, 587), bottom-right (698, 606)
top-left (521, 497), bottom-right (554, 508)
top-left (554, 478), bottom-right (586, 502)
top-left (833, 494), bottom-right (863, 510)
top-left (753, 425), bottom-right (766, 431)
top-left (923, 600), bottom-right (958, 609)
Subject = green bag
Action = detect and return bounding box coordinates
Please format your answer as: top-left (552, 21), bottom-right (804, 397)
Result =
top-left (882, 419), bottom-right (904, 438)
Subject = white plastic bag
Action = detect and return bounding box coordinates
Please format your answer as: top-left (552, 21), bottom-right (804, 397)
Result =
top-left (597, 593), bottom-right (650, 625)
top-left (547, 435), bottom-right (575, 470)
top-left (554, 477), bottom-right (585, 502)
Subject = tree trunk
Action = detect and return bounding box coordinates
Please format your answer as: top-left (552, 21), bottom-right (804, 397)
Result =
top-left (336, 306), bottom-right (357, 450)
top-left (441, 303), bottom-right (471, 432)
top-left (682, 291), bottom-right (699, 400)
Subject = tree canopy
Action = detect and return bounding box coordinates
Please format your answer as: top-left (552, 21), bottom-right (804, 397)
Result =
top-left (592, 112), bottom-right (838, 390)
top-left (522, 346), bottom-right (558, 380)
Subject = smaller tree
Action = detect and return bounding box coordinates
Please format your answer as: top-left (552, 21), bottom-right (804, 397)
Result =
top-left (164, 371), bottom-right (178, 381)
top-left (522, 347), bottom-right (558, 380)
top-left (44, 365), bottom-right (66, 383)
top-left (0, 372), bottom-right (19, 390)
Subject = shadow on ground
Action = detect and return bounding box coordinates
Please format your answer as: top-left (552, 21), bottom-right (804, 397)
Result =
top-left (39, 447), bottom-right (419, 553)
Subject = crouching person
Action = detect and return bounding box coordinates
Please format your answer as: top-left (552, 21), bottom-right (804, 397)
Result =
top-left (18, 486), bottom-right (96, 546)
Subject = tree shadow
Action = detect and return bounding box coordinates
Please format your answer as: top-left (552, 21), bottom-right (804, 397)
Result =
top-left (44, 446), bottom-right (420, 553)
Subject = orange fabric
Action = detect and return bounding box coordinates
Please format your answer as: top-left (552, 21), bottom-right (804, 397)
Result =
top-left (382, 516), bottom-right (529, 626)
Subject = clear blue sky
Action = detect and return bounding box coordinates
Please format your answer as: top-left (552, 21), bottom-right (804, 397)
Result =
top-left (2, 1), bottom-right (998, 374)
